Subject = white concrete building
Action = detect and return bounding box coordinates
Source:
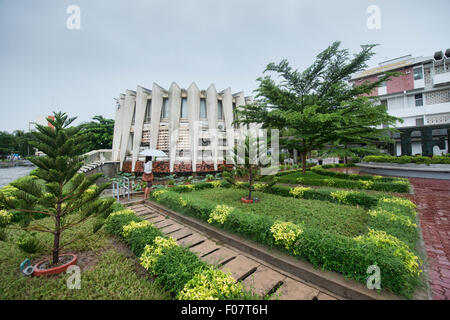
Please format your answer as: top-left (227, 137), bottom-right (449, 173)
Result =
top-left (112, 82), bottom-right (254, 173)
top-left (351, 49), bottom-right (450, 156)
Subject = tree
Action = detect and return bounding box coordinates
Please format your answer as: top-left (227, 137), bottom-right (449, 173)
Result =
top-left (78, 115), bottom-right (115, 153)
top-left (0, 112), bottom-right (115, 264)
top-left (0, 131), bottom-right (16, 158)
top-left (235, 42), bottom-right (400, 173)
top-left (223, 135), bottom-right (276, 201)
top-left (318, 96), bottom-right (399, 164)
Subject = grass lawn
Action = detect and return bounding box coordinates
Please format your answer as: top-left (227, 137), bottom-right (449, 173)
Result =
top-left (0, 214), bottom-right (171, 300)
top-left (182, 188), bottom-right (368, 237)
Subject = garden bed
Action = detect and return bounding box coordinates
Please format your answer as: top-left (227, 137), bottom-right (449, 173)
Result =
top-left (260, 166), bottom-right (411, 193)
top-left (150, 181), bottom-right (423, 298)
top-left (0, 213), bottom-right (171, 300)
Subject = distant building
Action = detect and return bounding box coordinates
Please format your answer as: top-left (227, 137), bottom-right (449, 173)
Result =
top-left (29, 115), bottom-right (56, 156)
top-left (112, 83), bottom-right (255, 173)
top-left (351, 49), bottom-right (450, 156)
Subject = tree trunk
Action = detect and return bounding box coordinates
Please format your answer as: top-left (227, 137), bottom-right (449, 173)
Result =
top-left (52, 213), bottom-right (61, 265)
top-left (248, 167), bottom-right (253, 200)
top-left (301, 151), bottom-right (307, 174)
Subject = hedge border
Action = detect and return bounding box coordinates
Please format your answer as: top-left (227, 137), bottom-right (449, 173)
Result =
top-left (363, 155), bottom-right (450, 165)
top-left (104, 204), bottom-right (252, 300)
top-left (150, 184), bottom-right (421, 298)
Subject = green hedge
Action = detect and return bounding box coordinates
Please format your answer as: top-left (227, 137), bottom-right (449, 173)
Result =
top-left (265, 184), bottom-right (380, 208)
top-left (104, 205), bottom-right (250, 300)
top-left (151, 188), bottom-right (421, 298)
top-left (280, 175), bottom-right (410, 193)
top-left (363, 154), bottom-right (450, 165)
top-left (310, 166), bottom-right (400, 183)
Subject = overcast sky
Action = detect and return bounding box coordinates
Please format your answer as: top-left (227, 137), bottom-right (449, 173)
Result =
top-left (0, 0), bottom-right (448, 132)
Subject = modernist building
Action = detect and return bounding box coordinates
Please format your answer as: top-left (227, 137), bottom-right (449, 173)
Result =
top-left (351, 49), bottom-right (450, 156)
top-left (112, 82), bottom-right (255, 173)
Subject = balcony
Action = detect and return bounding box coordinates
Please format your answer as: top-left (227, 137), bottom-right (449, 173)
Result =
top-left (433, 72), bottom-right (450, 86)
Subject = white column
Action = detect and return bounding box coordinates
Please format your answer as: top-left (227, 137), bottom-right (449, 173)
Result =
top-left (187, 82), bottom-right (200, 172)
top-left (234, 92), bottom-right (247, 135)
top-left (112, 94), bottom-right (125, 161)
top-left (206, 84), bottom-right (218, 170)
top-left (131, 86), bottom-right (148, 171)
top-left (149, 83), bottom-right (164, 150)
top-left (168, 82), bottom-right (181, 172)
top-left (222, 87), bottom-right (234, 165)
top-left (119, 90), bottom-right (136, 170)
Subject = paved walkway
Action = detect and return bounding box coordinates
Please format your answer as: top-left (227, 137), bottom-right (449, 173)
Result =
top-left (127, 203), bottom-right (339, 300)
top-left (409, 178), bottom-right (450, 300)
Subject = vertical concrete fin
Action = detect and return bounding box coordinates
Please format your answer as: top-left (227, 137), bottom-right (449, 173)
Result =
top-left (112, 94), bottom-right (125, 161)
top-left (222, 87), bottom-right (234, 165)
top-left (206, 84), bottom-right (218, 170)
top-left (119, 91), bottom-right (136, 170)
top-left (187, 82), bottom-right (200, 172)
top-left (131, 86), bottom-right (148, 171)
top-left (168, 82), bottom-right (181, 172)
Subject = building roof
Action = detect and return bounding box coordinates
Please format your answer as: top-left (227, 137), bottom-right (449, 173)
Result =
top-left (351, 55), bottom-right (433, 80)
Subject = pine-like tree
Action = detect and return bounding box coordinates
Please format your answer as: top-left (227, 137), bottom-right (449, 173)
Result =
top-left (0, 112), bottom-right (114, 264)
top-left (235, 42), bottom-right (401, 173)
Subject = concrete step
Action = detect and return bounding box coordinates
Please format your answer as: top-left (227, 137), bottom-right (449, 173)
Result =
top-left (242, 266), bottom-right (285, 298)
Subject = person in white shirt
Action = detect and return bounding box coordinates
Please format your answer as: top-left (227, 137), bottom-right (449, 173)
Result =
top-left (142, 156), bottom-right (154, 200)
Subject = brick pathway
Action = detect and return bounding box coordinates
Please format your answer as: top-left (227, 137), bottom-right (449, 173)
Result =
top-left (128, 203), bottom-right (339, 300)
top-left (409, 178), bottom-right (450, 300)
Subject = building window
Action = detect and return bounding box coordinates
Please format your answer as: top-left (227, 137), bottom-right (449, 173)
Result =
top-left (144, 100), bottom-right (151, 123)
top-left (218, 100), bottom-right (224, 120)
top-left (414, 67), bottom-right (423, 80)
top-left (415, 93), bottom-right (424, 107)
top-left (416, 118), bottom-right (424, 126)
top-left (200, 98), bottom-right (207, 118)
top-left (181, 98), bottom-right (188, 118)
top-left (161, 98), bottom-right (169, 119)
top-left (378, 75), bottom-right (386, 87)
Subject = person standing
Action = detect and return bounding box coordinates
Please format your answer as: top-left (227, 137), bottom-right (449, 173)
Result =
top-left (142, 156), bottom-right (154, 200)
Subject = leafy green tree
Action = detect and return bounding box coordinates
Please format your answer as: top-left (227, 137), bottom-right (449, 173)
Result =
top-left (0, 131), bottom-right (16, 157)
top-left (318, 96), bottom-right (399, 163)
top-left (235, 42), bottom-right (400, 173)
top-left (78, 115), bottom-right (115, 153)
top-left (0, 112), bottom-right (115, 264)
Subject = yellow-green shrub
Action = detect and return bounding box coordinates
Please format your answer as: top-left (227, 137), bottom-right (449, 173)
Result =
top-left (177, 267), bottom-right (244, 300)
top-left (270, 221), bottom-right (303, 252)
top-left (289, 186), bottom-right (311, 198)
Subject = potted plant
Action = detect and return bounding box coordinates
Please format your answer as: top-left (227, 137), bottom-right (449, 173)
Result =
top-left (184, 176), bottom-right (193, 185)
top-left (0, 112), bottom-right (114, 276)
top-left (222, 135), bottom-right (277, 204)
top-left (205, 174), bottom-right (214, 182)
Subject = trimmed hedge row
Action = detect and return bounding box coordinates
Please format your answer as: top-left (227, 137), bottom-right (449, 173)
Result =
top-left (310, 166), bottom-right (401, 183)
top-left (104, 207), bottom-right (251, 300)
top-left (263, 184), bottom-right (381, 208)
top-left (363, 155), bottom-right (450, 165)
top-left (279, 174), bottom-right (411, 193)
top-left (151, 188), bottom-right (421, 297)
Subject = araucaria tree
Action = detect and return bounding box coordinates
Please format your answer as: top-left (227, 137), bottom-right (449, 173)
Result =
top-left (235, 42), bottom-right (400, 173)
top-left (0, 112), bottom-right (114, 264)
top-left (223, 135), bottom-right (276, 201)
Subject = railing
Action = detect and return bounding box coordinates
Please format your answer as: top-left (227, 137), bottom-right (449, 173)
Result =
top-left (82, 149), bottom-right (113, 166)
top-left (111, 176), bottom-right (131, 201)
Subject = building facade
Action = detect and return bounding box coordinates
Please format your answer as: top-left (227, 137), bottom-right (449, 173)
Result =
top-left (112, 82), bottom-right (254, 173)
top-left (351, 49), bottom-right (450, 156)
